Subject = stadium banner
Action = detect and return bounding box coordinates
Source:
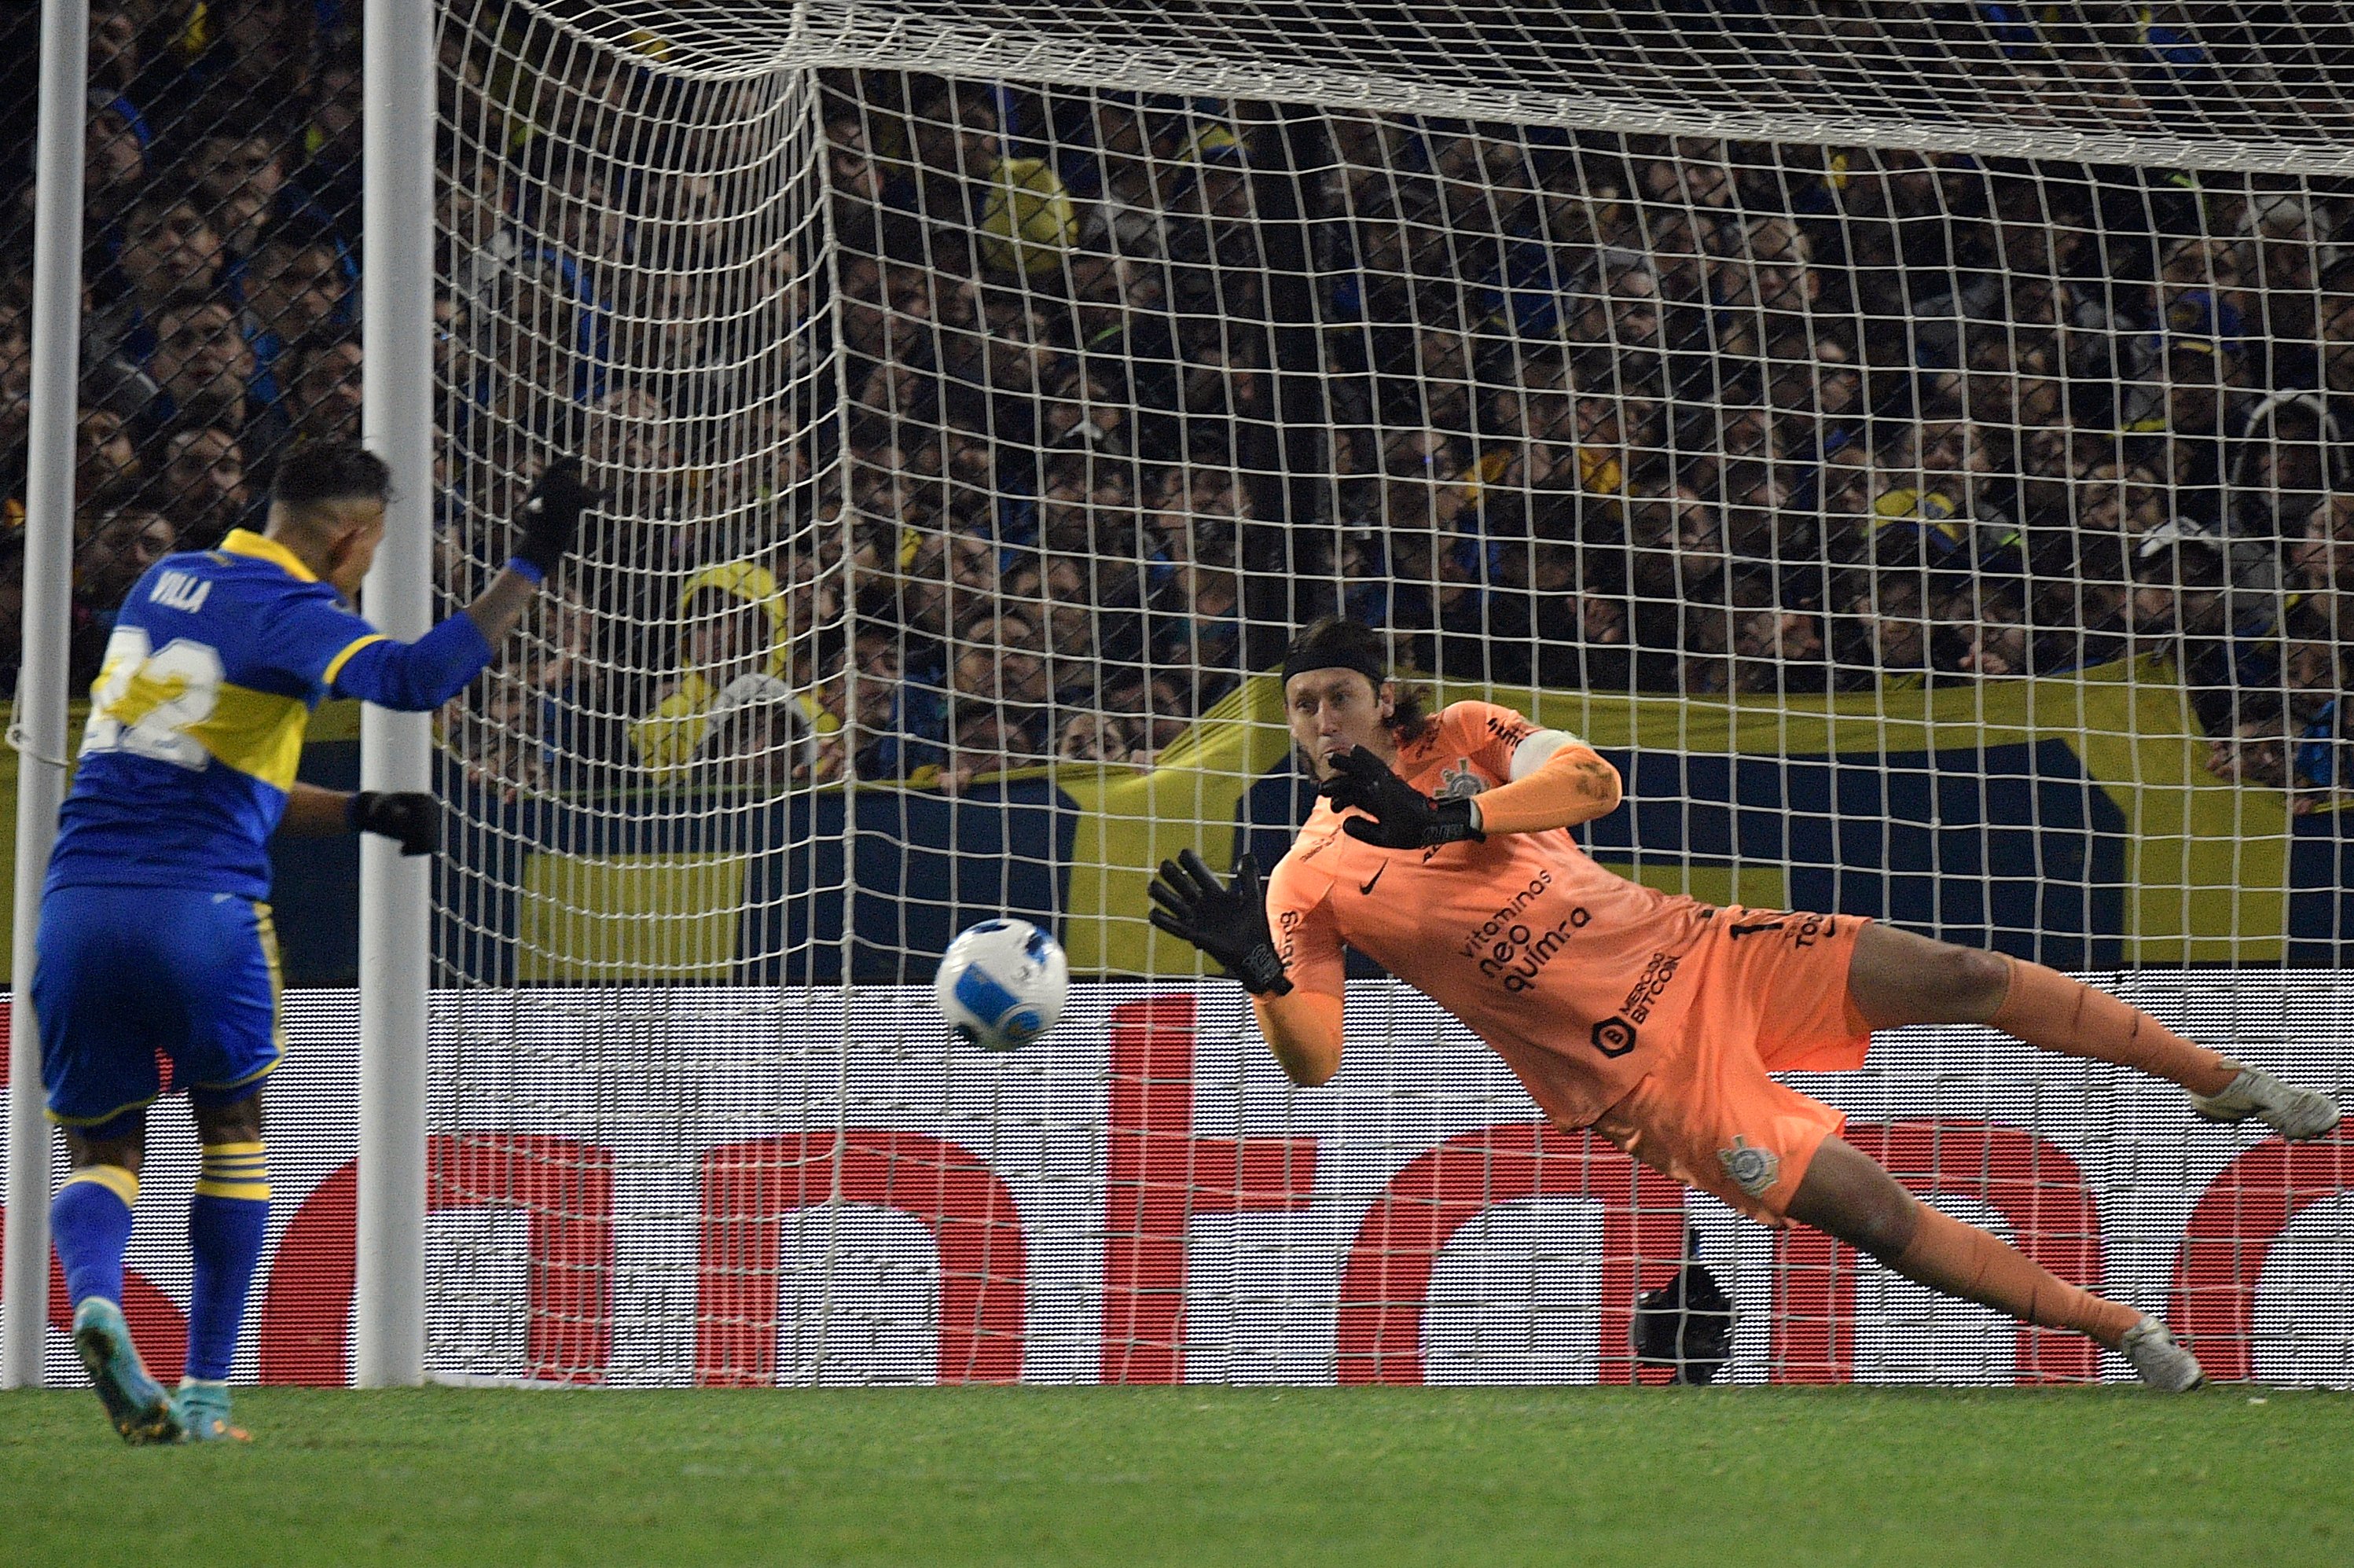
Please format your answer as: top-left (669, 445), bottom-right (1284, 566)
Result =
top-left (6, 661), bottom-right (2354, 986)
top-left (2, 984), bottom-right (2347, 1390)
top-left (1097, 656), bottom-right (2305, 975)
top-left (457, 655), bottom-right (2339, 986)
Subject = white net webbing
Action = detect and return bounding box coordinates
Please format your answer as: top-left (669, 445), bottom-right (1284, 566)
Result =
top-left (387, 0), bottom-right (2354, 1387)
top-left (523, 1), bottom-right (2354, 176)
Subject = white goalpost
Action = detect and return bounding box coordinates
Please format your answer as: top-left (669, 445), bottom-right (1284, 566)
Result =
top-left (0, 0), bottom-right (91, 1392)
top-left (354, 0), bottom-right (440, 1390)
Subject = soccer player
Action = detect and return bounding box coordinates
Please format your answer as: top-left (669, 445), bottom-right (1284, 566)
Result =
top-left (36, 441), bottom-right (587, 1441)
top-left (1150, 618), bottom-right (2341, 1390)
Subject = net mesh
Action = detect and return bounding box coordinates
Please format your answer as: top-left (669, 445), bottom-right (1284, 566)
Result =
top-left (16, 0), bottom-right (2354, 1387)
top-left (395, 0), bottom-right (2354, 1388)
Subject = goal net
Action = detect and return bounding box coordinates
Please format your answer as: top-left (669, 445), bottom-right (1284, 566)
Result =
top-left (108, 0), bottom-right (2354, 1388)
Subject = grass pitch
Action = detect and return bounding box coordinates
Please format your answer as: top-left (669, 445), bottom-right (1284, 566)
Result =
top-left (5, 1386), bottom-right (2350, 1566)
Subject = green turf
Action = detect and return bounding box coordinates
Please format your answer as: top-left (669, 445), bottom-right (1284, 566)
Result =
top-left (4, 1386), bottom-right (2350, 1566)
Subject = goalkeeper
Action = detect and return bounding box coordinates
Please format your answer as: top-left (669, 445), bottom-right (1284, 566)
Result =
top-left (1151, 617), bottom-right (2341, 1390)
top-left (35, 440), bottom-right (588, 1442)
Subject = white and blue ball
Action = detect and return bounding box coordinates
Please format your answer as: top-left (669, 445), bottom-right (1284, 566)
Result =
top-left (935, 918), bottom-right (1068, 1052)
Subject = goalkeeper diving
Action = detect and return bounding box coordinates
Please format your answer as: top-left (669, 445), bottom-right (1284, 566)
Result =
top-left (35, 441), bottom-right (588, 1442)
top-left (1150, 617), bottom-right (2342, 1389)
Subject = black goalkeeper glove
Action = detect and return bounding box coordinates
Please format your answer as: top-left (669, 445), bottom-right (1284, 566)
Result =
top-left (349, 791), bottom-right (437, 856)
top-left (1318, 745), bottom-right (1485, 850)
top-left (1146, 848), bottom-right (1293, 996)
top-left (512, 456), bottom-right (592, 578)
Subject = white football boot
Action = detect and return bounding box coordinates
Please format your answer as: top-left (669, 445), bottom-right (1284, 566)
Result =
top-left (2189, 1067), bottom-right (2341, 1141)
top-left (2119, 1316), bottom-right (2206, 1392)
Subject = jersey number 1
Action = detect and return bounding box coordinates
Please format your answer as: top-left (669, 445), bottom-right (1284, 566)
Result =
top-left (82, 626), bottom-right (225, 771)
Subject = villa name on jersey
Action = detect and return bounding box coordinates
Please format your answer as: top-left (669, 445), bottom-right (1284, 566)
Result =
top-left (149, 570), bottom-right (212, 615)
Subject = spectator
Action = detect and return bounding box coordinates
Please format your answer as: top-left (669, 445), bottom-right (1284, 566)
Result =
top-left (75, 504), bottom-right (174, 612)
top-left (1056, 710), bottom-right (1140, 765)
top-left (631, 560), bottom-right (820, 784)
top-left (186, 123), bottom-right (293, 263)
top-left (292, 42), bottom-right (364, 221)
top-left (91, 196), bottom-right (223, 363)
top-left (81, 94), bottom-right (150, 233)
top-left (940, 702), bottom-right (1044, 795)
top-left (243, 233), bottom-right (351, 406)
top-left (950, 609), bottom-right (1054, 740)
top-left (1722, 566), bottom-right (1829, 695)
top-left (75, 406), bottom-right (143, 505)
top-left (1, 296), bottom-right (30, 507)
top-left (146, 296), bottom-right (254, 435)
top-left (146, 426), bottom-right (252, 549)
top-left (692, 681), bottom-right (838, 795)
top-left (842, 625), bottom-right (946, 780)
top-left (442, 665), bottom-right (553, 804)
top-left (153, 0), bottom-right (314, 132)
top-left (2203, 693), bottom-right (2293, 794)
top-left (0, 528), bottom-right (20, 695)
top-left (68, 505), bottom-right (174, 684)
top-left (20, 69), bottom-right (2341, 806)
top-left (284, 331), bottom-right (362, 443)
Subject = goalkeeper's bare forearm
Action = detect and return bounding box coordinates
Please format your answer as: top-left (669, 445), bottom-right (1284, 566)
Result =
top-left (1254, 990), bottom-right (1344, 1087)
top-left (1468, 743), bottom-right (1623, 835)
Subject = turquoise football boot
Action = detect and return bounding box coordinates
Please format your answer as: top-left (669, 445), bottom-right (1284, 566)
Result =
top-left (174, 1378), bottom-right (250, 1443)
top-left (72, 1298), bottom-right (182, 1444)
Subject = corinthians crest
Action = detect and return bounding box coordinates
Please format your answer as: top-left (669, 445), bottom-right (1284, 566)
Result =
top-left (1717, 1137), bottom-right (1781, 1199)
top-left (1435, 761), bottom-right (1486, 800)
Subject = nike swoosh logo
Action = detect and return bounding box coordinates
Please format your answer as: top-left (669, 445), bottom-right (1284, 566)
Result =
top-left (1359, 862), bottom-right (1386, 896)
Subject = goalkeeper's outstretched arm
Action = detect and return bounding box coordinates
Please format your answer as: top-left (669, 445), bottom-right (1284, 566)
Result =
top-left (1472, 735), bottom-right (1623, 834)
top-left (1320, 731), bottom-right (1621, 849)
top-left (1253, 990), bottom-right (1343, 1087)
top-left (1147, 847), bottom-right (1345, 1087)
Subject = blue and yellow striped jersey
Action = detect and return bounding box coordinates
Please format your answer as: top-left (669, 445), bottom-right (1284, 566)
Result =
top-left (46, 528), bottom-right (488, 899)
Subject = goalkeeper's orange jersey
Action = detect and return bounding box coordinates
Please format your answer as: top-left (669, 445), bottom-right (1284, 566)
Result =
top-left (1263, 700), bottom-right (1834, 1127)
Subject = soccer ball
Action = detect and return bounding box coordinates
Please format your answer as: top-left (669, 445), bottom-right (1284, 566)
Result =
top-left (935, 918), bottom-right (1068, 1052)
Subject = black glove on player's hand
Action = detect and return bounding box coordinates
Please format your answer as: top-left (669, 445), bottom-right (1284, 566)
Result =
top-left (350, 791), bottom-right (437, 856)
top-left (1318, 744), bottom-right (1484, 850)
top-left (513, 456), bottom-right (593, 576)
top-left (1146, 848), bottom-right (1293, 996)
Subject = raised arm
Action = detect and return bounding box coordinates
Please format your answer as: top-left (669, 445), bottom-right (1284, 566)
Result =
top-left (280, 780), bottom-right (356, 836)
top-left (1320, 725), bottom-right (1622, 850)
top-left (1468, 730), bottom-right (1623, 835)
top-left (325, 459), bottom-right (591, 712)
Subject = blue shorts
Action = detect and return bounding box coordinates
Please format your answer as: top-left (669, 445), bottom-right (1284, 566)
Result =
top-left (35, 885), bottom-right (284, 1138)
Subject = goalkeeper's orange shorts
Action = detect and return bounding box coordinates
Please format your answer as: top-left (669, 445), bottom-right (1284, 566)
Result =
top-left (1589, 908), bottom-right (1871, 1227)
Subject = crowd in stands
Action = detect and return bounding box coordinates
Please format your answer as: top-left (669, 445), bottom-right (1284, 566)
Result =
top-left (0, 0), bottom-right (360, 698)
top-left (5, 2), bottom-right (2354, 811)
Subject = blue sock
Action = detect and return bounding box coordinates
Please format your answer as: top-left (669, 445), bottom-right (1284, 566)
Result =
top-left (187, 1141), bottom-right (270, 1382)
top-left (51, 1167), bottom-right (138, 1309)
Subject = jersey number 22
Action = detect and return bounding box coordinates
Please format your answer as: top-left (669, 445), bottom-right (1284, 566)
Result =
top-left (83, 625), bottom-right (224, 770)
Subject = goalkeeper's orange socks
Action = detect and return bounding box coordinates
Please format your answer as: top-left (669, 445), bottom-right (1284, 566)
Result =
top-left (1989, 958), bottom-right (2238, 1096)
top-left (51, 1165), bottom-right (138, 1309)
top-left (187, 1140), bottom-right (270, 1381)
top-left (1890, 1203), bottom-right (2141, 1349)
